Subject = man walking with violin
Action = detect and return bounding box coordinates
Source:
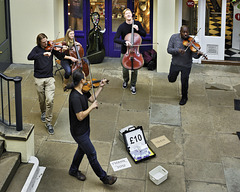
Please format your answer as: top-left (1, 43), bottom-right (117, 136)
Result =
top-left (167, 25), bottom-right (203, 105)
top-left (64, 69), bottom-right (117, 185)
top-left (114, 8), bottom-right (146, 95)
top-left (28, 33), bottom-right (65, 134)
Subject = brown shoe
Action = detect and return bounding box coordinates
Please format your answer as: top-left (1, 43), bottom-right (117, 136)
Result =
top-left (102, 175), bottom-right (117, 185)
top-left (69, 170), bottom-right (86, 181)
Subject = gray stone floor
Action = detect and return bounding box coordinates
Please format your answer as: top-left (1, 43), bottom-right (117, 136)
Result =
top-left (4, 58), bottom-right (240, 192)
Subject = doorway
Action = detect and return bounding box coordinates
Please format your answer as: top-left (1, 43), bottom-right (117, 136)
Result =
top-left (64, 0), bottom-right (153, 57)
top-left (181, 0), bottom-right (229, 62)
top-left (0, 0), bottom-right (12, 72)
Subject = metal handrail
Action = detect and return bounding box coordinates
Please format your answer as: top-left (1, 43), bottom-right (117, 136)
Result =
top-left (0, 73), bottom-right (23, 131)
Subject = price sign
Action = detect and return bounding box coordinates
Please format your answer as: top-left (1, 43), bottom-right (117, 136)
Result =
top-left (124, 128), bottom-right (146, 148)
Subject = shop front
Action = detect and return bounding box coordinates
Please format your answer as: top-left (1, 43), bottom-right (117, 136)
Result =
top-left (64, 0), bottom-right (153, 57)
top-left (180, 0), bottom-right (240, 63)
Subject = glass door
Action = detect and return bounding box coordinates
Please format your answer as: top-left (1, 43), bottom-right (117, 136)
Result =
top-left (199, 0), bottom-right (227, 60)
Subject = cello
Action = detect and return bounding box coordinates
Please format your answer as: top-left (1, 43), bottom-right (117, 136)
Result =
top-left (86, 12), bottom-right (105, 64)
top-left (122, 17), bottom-right (144, 71)
top-left (68, 38), bottom-right (89, 77)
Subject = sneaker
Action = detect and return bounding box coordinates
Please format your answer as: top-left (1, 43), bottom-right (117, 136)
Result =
top-left (69, 170), bottom-right (86, 181)
top-left (123, 81), bottom-right (128, 89)
top-left (45, 123), bottom-right (54, 135)
top-left (130, 86), bottom-right (136, 95)
top-left (102, 175), bottom-right (117, 185)
top-left (41, 112), bottom-right (46, 122)
top-left (179, 97), bottom-right (188, 105)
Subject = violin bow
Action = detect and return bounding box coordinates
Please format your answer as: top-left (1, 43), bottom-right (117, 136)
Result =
top-left (50, 32), bottom-right (60, 53)
top-left (84, 58), bottom-right (98, 108)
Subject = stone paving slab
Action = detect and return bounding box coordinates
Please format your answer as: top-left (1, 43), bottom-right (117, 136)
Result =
top-left (184, 135), bottom-right (220, 162)
top-left (185, 159), bottom-right (226, 184)
top-left (150, 103), bottom-right (181, 126)
top-left (186, 181), bottom-right (227, 192)
top-left (222, 157), bottom-right (240, 192)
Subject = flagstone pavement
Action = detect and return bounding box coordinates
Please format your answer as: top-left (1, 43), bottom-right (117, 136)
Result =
top-left (4, 57), bottom-right (240, 192)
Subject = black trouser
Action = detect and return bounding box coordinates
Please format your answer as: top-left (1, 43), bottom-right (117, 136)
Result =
top-left (168, 64), bottom-right (191, 98)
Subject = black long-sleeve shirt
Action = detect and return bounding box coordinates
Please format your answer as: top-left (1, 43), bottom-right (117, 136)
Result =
top-left (114, 21), bottom-right (146, 54)
top-left (27, 46), bottom-right (65, 78)
top-left (167, 33), bottom-right (200, 68)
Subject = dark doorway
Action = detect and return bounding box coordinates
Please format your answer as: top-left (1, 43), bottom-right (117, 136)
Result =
top-left (0, 0), bottom-right (12, 72)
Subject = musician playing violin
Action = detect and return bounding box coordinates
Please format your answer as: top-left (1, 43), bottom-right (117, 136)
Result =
top-left (114, 8), bottom-right (146, 95)
top-left (61, 28), bottom-right (83, 90)
top-left (27, 33), bottom-right (66, 135)
top-left (167, 25), bottom-right (203, 105)
top-left (64, 69), bottom-right (117, 185)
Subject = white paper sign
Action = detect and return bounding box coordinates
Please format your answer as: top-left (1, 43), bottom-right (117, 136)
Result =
top-left (110, 158), bottom-right (131, 172)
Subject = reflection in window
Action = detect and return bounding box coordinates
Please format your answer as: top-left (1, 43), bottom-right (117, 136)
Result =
top-left (112, 0), bottom-right (127, 32)
top-left (90, 0), bottom-right (105, 30)
top-left (68, 0), bottom-right (83, 31)
top-left (205, 0), bottom-right (222, 36)
top-left (134, 0), bottom-right (150, 34)
top-left (182, 0), bottom-right (198, 35)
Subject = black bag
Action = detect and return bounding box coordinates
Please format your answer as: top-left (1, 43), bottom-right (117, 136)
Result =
top-left (143, 49), bottom-right (157, 70)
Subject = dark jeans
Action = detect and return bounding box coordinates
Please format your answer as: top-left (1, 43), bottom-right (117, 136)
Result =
top-left (61, 59), bottom-right (72, 79)
top-left (168, 64), bottom-right (191, 98)
top-left (69, 130), bottom-right (107, 180)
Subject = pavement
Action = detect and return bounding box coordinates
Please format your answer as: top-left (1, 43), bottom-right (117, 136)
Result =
top-left (4, 58), bottom-right (240, 192)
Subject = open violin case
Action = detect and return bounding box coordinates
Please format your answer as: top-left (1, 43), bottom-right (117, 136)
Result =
top-left (121, 126), bottom-right (156, 164)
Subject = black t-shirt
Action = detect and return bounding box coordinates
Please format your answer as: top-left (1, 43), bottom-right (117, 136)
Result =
top-left (114, 21), bottom-right (146, 54)
top-left (69, 89), bottom-right (91, 136)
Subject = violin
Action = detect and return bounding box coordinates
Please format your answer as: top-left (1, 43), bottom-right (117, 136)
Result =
top-left (82, 78), bottom-right (109, 93)
top-left (122, 17), bottom-right (144, 70)
top-left (45, 40), bottom-right (63, 51)
top-left (183, 37), bottom-right (208, 60)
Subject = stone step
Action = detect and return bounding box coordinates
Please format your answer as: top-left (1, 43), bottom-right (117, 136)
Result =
top-left (0, 152), bottom-right (21, 192)
top-left (0, 140), bottom-right (4, 157)
top-left (6, 163), bottom-right (34, 192)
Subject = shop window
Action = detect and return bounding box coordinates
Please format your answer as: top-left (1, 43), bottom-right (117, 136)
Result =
top-left (134, 0), bottom-right (150, 34)
top-left (205, 0), bottom-right (222, 36)
top-left (182, 0), bottom-right (198, 35)
top-left (112, 0), bottom-right (127, 32)
top-left (0, 0), bottom-right (6, 44)
top-left (90, 0), bottom-right (105, 30)
top-left (68, 0), bottom-right (83, 31)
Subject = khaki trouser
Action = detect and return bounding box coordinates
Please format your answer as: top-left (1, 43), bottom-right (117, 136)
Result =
top-left (34, 77), bottom-right (55, 124)
top-left (120, 54), bottom-right (138, 86)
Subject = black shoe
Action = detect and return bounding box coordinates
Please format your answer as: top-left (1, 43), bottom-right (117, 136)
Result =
top-left (69, 170), bottom-right (86, 181)
top-left (179, 97), bottom-right (188, 105)
top-left (123, 81), bottom-right (128, 89)
top-left (102, 175), bottom-right (117, 185)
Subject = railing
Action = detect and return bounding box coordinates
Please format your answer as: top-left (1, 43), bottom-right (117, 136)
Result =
top-left (0, 73), bottom-right (23, 131)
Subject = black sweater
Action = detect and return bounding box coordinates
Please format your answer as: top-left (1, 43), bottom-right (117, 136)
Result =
top-left (27, 46), bottom-right (65, 78)
top-left (114, 21), bottom-right (146, 54)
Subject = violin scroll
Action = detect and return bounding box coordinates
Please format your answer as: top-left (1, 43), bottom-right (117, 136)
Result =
top-left (45, 40), bottom-right (63, 51)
